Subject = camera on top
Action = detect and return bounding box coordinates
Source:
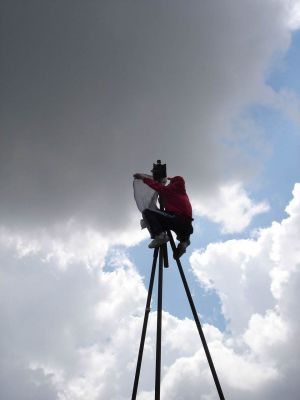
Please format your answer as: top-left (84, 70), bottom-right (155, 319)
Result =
top-left (152, 160), bottom-right (167, 182)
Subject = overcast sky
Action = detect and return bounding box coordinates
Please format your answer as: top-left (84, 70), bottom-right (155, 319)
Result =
top-left (1, 1), bottom-right (300, 399)
top-left (1, 0), bottom-right (295, 231)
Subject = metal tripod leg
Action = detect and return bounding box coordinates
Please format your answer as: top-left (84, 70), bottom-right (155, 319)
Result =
top-left (131, 247), bottom-right (159, 400)
top-left (167, 230), bottom-right (226, 400)
top-left (132, 234), bottom-right (225, 400)
top-left (155, 246), bottom-right (164, 399)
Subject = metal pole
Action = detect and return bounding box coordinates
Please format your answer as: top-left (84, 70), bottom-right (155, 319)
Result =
top-left (162, 242), bottom-right (169, 268)
top-left (131, 247), bottom-right (159, 400)
top-left (167, 230), bottom-right (226, 400)
top-left (155, 246), bottom-right (164, 399)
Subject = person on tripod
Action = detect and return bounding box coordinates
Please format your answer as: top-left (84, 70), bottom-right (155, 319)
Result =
top-left (133, 173), bottom-right (193, 259)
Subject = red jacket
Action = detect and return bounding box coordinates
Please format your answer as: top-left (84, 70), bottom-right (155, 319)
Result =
top-left (143, 176), bottom-right (193, 220)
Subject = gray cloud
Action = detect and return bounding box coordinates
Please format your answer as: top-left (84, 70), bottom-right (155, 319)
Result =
top-left (0, 0), bottom-right (294, 232)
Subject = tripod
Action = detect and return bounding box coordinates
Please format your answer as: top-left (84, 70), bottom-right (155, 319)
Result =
top-left (131, 230), bottom-right (226, 400)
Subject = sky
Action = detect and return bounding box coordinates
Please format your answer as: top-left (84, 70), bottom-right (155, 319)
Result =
top-left (1, 1), bottom-right (300, 399)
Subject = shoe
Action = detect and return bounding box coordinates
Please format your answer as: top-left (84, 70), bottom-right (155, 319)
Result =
top-left (140, 219), bottom-right (147, 229)
top-left (173, 241), bottom-right (189, 259)
top-left (148, 232), bottom-right (169, 248)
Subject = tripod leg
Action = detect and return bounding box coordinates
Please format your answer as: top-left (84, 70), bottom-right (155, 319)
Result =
top-left (162, 242), bottom-right (169, 268)
top-left (167, 231), bottom-right (226, 400)
top-left (131, 247), bottom-right (159, 400)
top-left (155, 246), bottom-right (164, 400)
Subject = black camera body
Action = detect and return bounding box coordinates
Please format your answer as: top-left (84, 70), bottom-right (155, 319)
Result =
top-left (152, 160), bottom-right (167, 182)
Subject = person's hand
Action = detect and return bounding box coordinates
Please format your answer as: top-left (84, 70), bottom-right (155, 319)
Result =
top-left (133, 173), bottom-right (143, 179)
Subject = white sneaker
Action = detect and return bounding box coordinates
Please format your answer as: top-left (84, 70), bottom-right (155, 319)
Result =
top-left (140, 219), bottom-right (147, 229)
top-left (148, 232), bottom-right (169, 248)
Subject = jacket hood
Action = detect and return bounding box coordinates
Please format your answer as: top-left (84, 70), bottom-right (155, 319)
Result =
top-left (168, 176), bottom-right (186, 192)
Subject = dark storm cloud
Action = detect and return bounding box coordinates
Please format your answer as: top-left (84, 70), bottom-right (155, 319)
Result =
top-left (0, 0), bottom-right (290, 231)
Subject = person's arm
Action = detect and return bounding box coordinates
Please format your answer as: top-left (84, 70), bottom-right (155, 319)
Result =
top-left (142, 177), bottom-right (168, 195)
top-left (133, 173), bottom-right (168, 194)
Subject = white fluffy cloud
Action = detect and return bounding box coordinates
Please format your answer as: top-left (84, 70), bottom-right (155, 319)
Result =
top-left (0, 184), bottom-right (299, 399)
top-left (286, 0), bottom-right (300, 29)
top-left (0, 240), bottom-right (148, 400)
top-left (0, 217), bottom-right (147, 270)
top-left (193, 182), bottom-right (270, 233)
top-left (188, 183), bottom-right (300, 399)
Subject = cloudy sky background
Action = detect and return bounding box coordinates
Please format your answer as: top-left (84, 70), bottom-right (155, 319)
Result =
top-left (1, 1), bottom-right (300, 399)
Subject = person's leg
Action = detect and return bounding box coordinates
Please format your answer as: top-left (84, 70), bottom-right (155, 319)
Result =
top-left (142, 209), bottom-right (193, 252)
top-left (142, 209), bottom-right (175, 248)
top-left (142, 209), bottom-right (174, 238)
top-left (172, 217), bottom-right (193, 259)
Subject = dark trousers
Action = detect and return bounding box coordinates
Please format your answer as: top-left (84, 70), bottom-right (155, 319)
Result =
top-left (142, 208), bottom-right (193, 243)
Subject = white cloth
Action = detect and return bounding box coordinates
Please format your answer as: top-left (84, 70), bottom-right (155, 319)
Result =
top-left (133, 175), bottom-right (159, 213)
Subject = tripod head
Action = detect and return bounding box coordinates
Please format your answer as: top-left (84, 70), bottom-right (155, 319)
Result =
top-left (152, 160), bottom-right (167, 182)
